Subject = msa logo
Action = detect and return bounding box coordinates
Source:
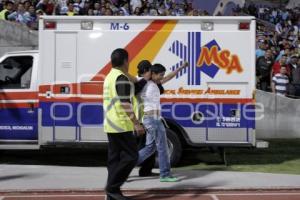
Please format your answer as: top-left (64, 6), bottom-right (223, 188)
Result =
top-left (169, 32), bottom-right (243, 85)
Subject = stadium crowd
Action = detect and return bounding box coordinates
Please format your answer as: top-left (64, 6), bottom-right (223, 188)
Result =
top-left (0, 0), bottom-right (300, 97)
top-left (249, 3), bottom-right (300, 97)
top-left (0, 0), bottom-right (208, 30)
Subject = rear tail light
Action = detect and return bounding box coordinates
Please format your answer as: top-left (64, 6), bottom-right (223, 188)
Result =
top-left (44, 21), bottom-right (56, 30)
top-left (239, 22), bottom-right (250, 30)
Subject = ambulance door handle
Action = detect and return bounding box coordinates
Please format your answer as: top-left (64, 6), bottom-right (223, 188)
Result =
top-left (27, 102), bottom-right (35, 114)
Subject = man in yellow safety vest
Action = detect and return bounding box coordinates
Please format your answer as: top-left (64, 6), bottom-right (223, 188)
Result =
top-left (103, 48), bottom-right (145, 200)
top-left (0, 1), bottom-right (14, 20)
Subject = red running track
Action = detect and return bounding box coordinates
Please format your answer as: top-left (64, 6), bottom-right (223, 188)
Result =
top-left (1, 190), bottom-right (300, 200)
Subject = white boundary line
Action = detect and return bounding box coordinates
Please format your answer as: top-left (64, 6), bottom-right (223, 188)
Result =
top-left (0, 195), bottom-right (105, 198)
top-left (212, 193), bottom-right (300, 196)
top-left (210, 194), bottom-right (220, 200)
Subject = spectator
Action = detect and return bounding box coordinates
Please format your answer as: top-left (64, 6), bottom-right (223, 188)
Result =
top-left (105, 8), bottom-right (113, 16)
top-left (281, 9), bottom-right (289, 21)
top-left (8, 3), bottom-right (31, 25)
top-left (275, 21), bottom-right (284, 35)
top-left (272, 54), bottom-right (290, 77)
top-left (269, 33), bottom-right (278, 47)
top-left (276, 47), bottom-right (290, 61)
top-left (0, 0), bottom-right (14, 20)
top-left (0, 0), bottom-right (198, 19)
top-left (24, 1), bottom-right (31, 12)
top-left (100, 6), bottom-right (106, 16)
top-left (57, 0), bottom-right (68, 14)
top-left (258, 5), bottom-right (265, 20)
top-left (119, 2), bottom-right (130, 16)
top-left (272, 66), bottom-right (289, 96)
top-left (271, 8), bottom-right (278, 24)
top-left (36, 0), bottom-right (54, 15)
top-left (289, 55), bottom-right (300, 97)
top-left (93, 2), bottom-right (101, 15)
top-left (133, 7), bottom-right (141, 15)
top-left (87, 8), bottom-right (93, 16)
top-left (79, 1), bottom-right (91, 15)
top-left (118, 9), bottom-right (125, 16)
top-left (256, 41), bottom-right (267, 58)
top-left (130, 0), bottom-right (142, 12)
top-left (57, 0), bottom-right (68, 9)
top-left (67, 3), bottom-right (75, 16)
top-left (27, 5), bottom-right (38, 29)
top-left (73, 0), bottom-right (82, 15)
top-left (141, 7), bottom-right (149, 16)
top-left (0, 1), bottom-right (3, 11)
top-left (157, 3), bottom-right (166, 15)
top-left (257, 49), bottom-right (274, 91)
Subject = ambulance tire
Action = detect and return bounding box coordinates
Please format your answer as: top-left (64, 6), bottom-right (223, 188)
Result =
top-left (155, 128), bottom-right (182, 167)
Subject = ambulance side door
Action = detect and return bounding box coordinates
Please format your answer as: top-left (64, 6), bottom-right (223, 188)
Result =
top-left (0, 54), bottom-right (38, 143)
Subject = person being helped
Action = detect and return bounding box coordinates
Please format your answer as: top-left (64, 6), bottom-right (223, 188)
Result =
top-left (137, 62), bottom-right (188, 182)
top-left (124, 60), bottom-right (166, 177)
top-left (103, 48), bottom-right (145, 200)
top-left (134, 60), bottom-right (165, 177)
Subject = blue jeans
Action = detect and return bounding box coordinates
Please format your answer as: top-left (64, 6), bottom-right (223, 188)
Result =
top-left (137, 115), bottom-right (171, 178)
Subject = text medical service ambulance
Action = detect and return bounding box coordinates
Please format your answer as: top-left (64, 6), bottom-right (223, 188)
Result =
top-left (0, 16), bottom-right (260, 165)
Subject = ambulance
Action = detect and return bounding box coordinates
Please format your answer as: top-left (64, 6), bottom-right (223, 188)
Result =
top-left (0, 16), bottom-right (261, 165)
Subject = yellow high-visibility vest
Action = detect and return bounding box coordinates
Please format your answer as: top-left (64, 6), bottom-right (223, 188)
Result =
top-left (0, 9), bottom-right (8, 20)
top-left (103, 68), bottom-right (134, 133)
top-left (67, 11), bottom-right (75, 16)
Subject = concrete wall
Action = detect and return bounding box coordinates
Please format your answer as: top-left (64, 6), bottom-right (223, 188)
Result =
top-left (0, 20), bottom-right (38, 57)
top-left (256, 90), bottom-right (300, 139)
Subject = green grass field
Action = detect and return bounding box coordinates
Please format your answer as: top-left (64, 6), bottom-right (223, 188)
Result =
top-left (177, 139), bottom-right (300, 175)
top-left (1, 139), bottom-right (299, 175)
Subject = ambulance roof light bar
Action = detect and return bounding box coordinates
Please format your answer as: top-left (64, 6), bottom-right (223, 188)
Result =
top-left (201, 22), bottom-right (214, 31)
top-left (81, 21), bottom-right (93, 30)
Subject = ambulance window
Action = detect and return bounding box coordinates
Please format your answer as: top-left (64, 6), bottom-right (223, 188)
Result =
top-left (0, 56), bottom-right (33, 89)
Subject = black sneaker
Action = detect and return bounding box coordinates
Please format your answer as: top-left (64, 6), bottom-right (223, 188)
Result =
top-left (106, 192), bottom-right (132, 200)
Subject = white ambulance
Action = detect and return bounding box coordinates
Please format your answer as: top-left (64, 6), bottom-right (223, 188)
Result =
top-left (0, 16), bottom-right (259, 165)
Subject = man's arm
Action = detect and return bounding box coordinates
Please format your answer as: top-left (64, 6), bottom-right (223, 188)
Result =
top-left (271, 76), bottom-right (276, 93)
top-left (7, 12), bottom-right (16, 20)
top-left (161, 61), bottom-right (189, 84)
top-left (116, 75), bottom-right (145, 135)
top-left (157, 84), bottom-right (164, 94)
top-left (270, 68), bottom-right (274, 86)
top-left (4, 11), bottom-right (9, 20)
top-left (124, 72), bottom-right (138, 83)
top-left (124, 71), bottom-right (151, 95)
top-left (271, 82), bottom-right (276, 93)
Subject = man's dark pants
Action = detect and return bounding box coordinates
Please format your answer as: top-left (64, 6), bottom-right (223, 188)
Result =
top-left (106, 132), bottom-right (138, 194)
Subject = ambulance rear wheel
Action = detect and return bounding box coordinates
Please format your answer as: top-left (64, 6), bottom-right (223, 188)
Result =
top-left (155, 128), bottom-right (182, 167)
